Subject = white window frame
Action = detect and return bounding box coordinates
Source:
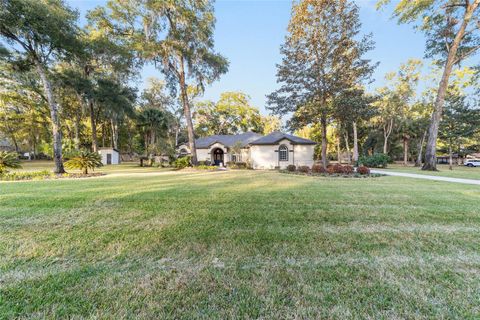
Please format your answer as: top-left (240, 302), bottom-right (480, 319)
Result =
top-left (279, 145), bottom-right (289, 161)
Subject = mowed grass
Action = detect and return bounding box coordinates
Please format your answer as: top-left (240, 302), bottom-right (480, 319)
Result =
top-left (385, 163), bottom-right (480, 180)
top-left (1, 170), bottom-right (480, 319)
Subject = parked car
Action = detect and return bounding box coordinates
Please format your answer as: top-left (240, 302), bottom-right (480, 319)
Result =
top-left (464, 159), bottom-right (480, 167)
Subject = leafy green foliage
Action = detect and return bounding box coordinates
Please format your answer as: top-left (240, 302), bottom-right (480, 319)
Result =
top-left (195, 165), bottom-right (217, 170)
top-left (0, 170), bottom-right (51, 181)
top-left (358, 154), bottom-right (391, 168)
top-left (194, 92), bottom-right (264, 136)
top-left (64, 151), bottom-right (103, 174)
top-left (0, 151), bottom-right (21, 173)
top-left (268, 0), bottom-right (377, 166)
top-left (173, 156), bottom-right (191, 169)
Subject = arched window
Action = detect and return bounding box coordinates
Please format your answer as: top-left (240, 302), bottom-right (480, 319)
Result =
top-left (279, 145), bottom-right (288, 161)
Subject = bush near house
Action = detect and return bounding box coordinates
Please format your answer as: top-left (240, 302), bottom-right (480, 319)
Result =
top-left (358, 154), bottom-right (390, 168)
top-left (173, 156), bottom-right (191, 169)
top-left (283, 163), bottom-right (378, 178)
top-left (195, 165), bottom-right (217, 170)
top-left (287, 164), bottom-right (296, 172)
top-left (297, 165), bottom-right (310, 173)
top-left (357, 166), bottom-right (370, 175)
top-left (342, 165), bottom-right (354, 174)
top-left (312, 164), bottom-right (327, 173)
top-left (226, 161), bottom-right (248, 169)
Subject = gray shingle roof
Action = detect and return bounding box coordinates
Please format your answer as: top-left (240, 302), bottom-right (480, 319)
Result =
top-left (195, 131), bottom-right (316, 148)
top-left (249, 131), bottom-right (316, 145)
top-left (0, 137), bottom-right (11, 147)
top-left (195, 132), bottom-right (263, 148)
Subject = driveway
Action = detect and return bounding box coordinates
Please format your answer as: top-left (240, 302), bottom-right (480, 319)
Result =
top-left (371, 169), bottom-right (480, 186)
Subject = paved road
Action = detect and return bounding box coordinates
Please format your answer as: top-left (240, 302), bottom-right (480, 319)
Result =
top-left (371, 170), bottom-right (480, 186)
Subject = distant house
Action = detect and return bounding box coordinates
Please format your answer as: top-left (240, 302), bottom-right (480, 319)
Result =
top-left (0, 136), bottom-right (12, 152)
top-left (98, 148), bottom-right (120, 165)
top-left (177, 131), bottom-right (316, 169)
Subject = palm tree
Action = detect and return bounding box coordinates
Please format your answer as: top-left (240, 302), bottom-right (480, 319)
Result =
top-left (64, 151), bottom-right (103, 174)
top-left (0, 151), bottom-right (21, 174)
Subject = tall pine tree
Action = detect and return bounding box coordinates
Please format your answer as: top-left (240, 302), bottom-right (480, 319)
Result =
top-left (267, 0), bottom-right (376, 167)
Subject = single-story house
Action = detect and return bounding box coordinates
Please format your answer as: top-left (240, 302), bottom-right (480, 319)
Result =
top-left (98, 147), bottom-right (120, 165)
top-left (0, 135), bottom-right (12, 152)
top-left (177, 131), bottom-right (316, 169)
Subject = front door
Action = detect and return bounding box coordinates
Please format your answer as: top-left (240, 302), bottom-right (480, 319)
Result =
top-left (107, 153), bottom-right (112, 165)
top-left (213, 148), bottom-right (224, 166)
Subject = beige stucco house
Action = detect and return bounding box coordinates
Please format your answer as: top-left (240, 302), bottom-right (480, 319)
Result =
top-left (177, 131), bottom-right (316, 169)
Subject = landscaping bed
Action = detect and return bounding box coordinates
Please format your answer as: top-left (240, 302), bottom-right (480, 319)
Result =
top-left (0, 170), bottom-right (105, 181)
top-left (281, 164), bottom-right (382, 178)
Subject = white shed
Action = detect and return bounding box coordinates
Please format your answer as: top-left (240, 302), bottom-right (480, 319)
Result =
top-left (98, 148), bottom-right (120, 165)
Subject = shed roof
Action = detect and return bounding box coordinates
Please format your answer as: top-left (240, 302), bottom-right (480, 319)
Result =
top-left (98, 147), bottom-right (120, 153)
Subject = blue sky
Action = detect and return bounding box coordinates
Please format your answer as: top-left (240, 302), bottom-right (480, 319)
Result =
top-left (70, 0), bottom-right (427, 114)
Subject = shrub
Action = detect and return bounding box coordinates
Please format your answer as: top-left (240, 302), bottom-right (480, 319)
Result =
top-left (297, 165), bottom-right (310, 173)
top-left (332, 164), bottom-right (345, 174)
top-left (64, 151), bottom-right (102, 174)
top-left (226, 161), bottom-right (235, 167)
top-left (358, 154), bottom-right (390, 168)
top-left (326, 165), bottom-right (336, 174)
top-left (234, 162), bottom-right (247, 169)
top-left (173, 156), bottom-right (191, 169)
top-left (0, 170), bottom-right (52, 181)
top-left (0, 151), bottom-right (21, 174)
top-left (312, 164), bottom-right (326, 173)
top-left (342, 165), bottom-right (354, 174)
top-left (196, 165), bottom-right (217, 170)
top-left (286, 164), bottom-right (296, 172)
top-left (357, 166), bottom-right (370, 175)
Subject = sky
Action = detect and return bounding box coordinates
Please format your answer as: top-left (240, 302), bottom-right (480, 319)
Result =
top-left (69, 0), bottom-right (428, 114)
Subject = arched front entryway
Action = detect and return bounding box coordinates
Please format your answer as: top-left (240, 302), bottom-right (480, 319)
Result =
top-left (212, 148), bottom-right (224, 165)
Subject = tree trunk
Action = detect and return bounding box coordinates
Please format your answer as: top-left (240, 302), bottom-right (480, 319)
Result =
top-left (111, 118), bottom-right (118, 150)
top-left (344, 131), bottom-right (351, 164)
top-left (423, 0), bottom-right (480, 171)
top-left (352, 121), bottom-right (359, 163)
top-left (336, 126), bottom-right (341, 164)
top-left (74, 114), bottom-right (81, 151)
top-left (102, 122), bottom-right (106, 148)
top-left (179, 56), bottom-right (197, 165)
top-left (383, 118), bottom-right (393, 154)
top-left (403, 136), bottom-right (409, 166)
top-left (34, 59), bottom-right (65, 173)
top-left (415, 129), bottom-right (427, 167)
top-left (337, 132), bottom-right (342, 163)
top-left (448, 143), bottom-right (453, 171)
top-left (321, 114), bottom-right (328, 168)
top-left (88, 98), bottom-right (98, 152)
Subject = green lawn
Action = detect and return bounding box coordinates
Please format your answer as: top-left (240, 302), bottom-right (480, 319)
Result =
top-left (383, 163), bottom-right (480, 180)
top-left (1, 170), bottom-right (480, 318)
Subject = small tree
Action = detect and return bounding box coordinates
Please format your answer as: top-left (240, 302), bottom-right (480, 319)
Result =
top-left (64, 151), bottom-right (102, 174)
top-left (439, 95), bottom-right (480, 169)
top-left (0, 151), bottom-right (21, 174)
